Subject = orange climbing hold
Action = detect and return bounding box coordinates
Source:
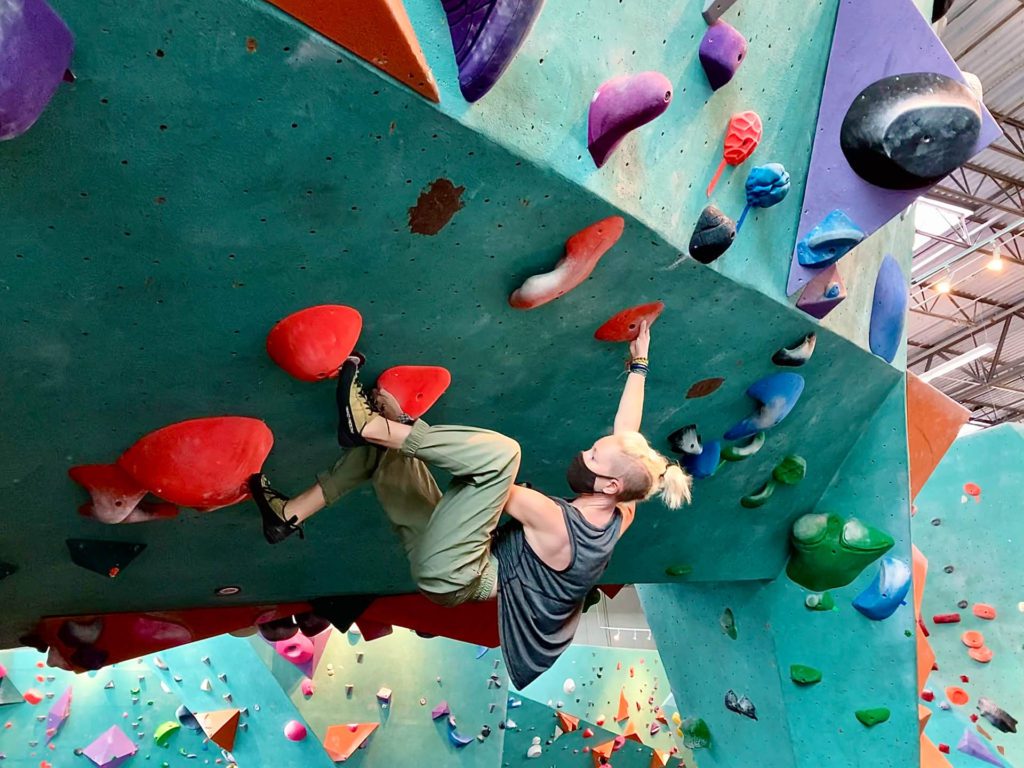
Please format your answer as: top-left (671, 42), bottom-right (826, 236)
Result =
top-left (968, 646), bottom-right (993, 663)
top-left (509, 216), bottom-right (625, 309)
top-left (196, 709), bottom-right (240, 751)
top-left (323, 722), bottom-right (379, 762)
top-left (594, 301), bottom-right (665, 342)
top-left (557, 712), bottom-right (580, 733)
top-left (376, 366), bottom-right (452, 419)
top-left (963, 482), bottom-right (981, 499)
top-left (945, 686), bottom-right (969, 706)
top-left (972, 603), bottom-right (996, 620)
top-left (259, 0), bottom-right (439, 102)
top-left (961, 630), bottom-right (985, 649)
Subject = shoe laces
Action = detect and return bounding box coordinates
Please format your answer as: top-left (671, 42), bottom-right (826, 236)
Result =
top-left (260, 478), bottom-right (305, 539)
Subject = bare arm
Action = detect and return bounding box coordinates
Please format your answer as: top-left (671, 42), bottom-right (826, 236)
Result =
top-left (613, 320), bottom-right (650, 434)
top-left (504, 484), bottom-right (563, 530)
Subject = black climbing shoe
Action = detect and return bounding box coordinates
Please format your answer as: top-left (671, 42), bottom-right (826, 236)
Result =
top-left (248, 473), bottom-right (304, 544)
top-left (336, 357), bottom-right (378, 448)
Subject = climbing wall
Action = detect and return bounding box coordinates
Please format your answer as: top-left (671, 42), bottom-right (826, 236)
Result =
top-left (0, 635), bottom-right (333, 767)
top-left (250, 627), bottom-right (509, 766)
top-left (0, 0), bottom-right (912, 648)
top-left (913, 426), bottom-right (1024, 768)
top-left (638, 382), bottom-right (920, 768)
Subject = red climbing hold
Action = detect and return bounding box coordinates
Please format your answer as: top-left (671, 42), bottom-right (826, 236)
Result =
top-left (594, 302), bottom-right (665, 342)
top-left (266, 305), bottom-right (363, 382)
top-left (509, 217), bottom-right (625, 309)
top-left (921, 690), bottom-right (935, 702)
top-left (376, 366), bottom-right (452, 419)
top-left (933, 613), bottom-right (961, 624)
top-left (939, 743), bottom-right (950, 754)
top-left (963, 482), bottom-right (981, 499)
top-left (70, 417), bottom-right (274, 518)
top-left (707, 111), bottom-right (763, 196)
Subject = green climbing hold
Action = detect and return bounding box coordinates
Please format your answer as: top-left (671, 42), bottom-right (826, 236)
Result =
top-left (855, 708), bottom-right (890, 727)
top-left (665, 564), bottom-right (694, 577)
top-left (682, 717), bottom-right (712, 749)
top-left (804, 591), bottom-right (836, 611)
top-left (720, 607), bottom-right (738, 640)
top-left (772, 455), bottom-right (807, 485)
top-left (790, 665), bottom-right (822, 685)
top-left (787, 513), bottom-right (894, 591)
top-left (722, 432), bottom-right (765, 461)
top-left (741, 480), bottom-right (775, 508)
top-left (154, 721), bottom-right (180, 747)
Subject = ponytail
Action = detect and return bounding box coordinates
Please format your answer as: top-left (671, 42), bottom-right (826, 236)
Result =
top-left (615, 432), bottom-right (693, 508)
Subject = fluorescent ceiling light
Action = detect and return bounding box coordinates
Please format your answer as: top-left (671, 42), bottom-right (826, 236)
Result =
top-left (913, 198), bottom-right (972, 251)
top-left (918, 343), bottom-right (995, 383)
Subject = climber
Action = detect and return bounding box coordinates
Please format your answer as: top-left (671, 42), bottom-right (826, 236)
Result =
top-left (249, 320), bottom-right (691, 688)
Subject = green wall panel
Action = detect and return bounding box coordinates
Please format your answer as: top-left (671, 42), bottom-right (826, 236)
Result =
top-left (913, 425), bottom-right (1024, 768)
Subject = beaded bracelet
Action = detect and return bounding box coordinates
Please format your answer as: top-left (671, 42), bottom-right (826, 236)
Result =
top-left (631, 356), bottom-right (649, 366)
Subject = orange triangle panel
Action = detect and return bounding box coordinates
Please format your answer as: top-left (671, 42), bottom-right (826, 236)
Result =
top-left (616, 689), bottom-right (630, 722)
top-left (622, 718), bottom-right (643, 744)
top-left (197, 709), bottom-right (240, 751)
top-left (650, 749), bottom-right (671, 768)
top-left (557, 711), bottom-right (580, 733)
top-left (260, 0), bottom-right (439, 102)
top-left (592, 740), bottom-right (616, 767)
top-left (907, 374), bottom-right (969, 499)
top-left (324, 722), bottom-right (379, 762)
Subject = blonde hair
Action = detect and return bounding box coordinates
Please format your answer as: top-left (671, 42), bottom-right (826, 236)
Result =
top-left (614, 432), bottom-right (693, 509)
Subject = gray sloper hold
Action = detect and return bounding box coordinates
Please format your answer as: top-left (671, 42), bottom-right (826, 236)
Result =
top-left (840, 72), bottom-right (982, 190)
top-left (724, 689), bottom-right (757, 720)
top-left (689, 204), bottom-right (736, 264)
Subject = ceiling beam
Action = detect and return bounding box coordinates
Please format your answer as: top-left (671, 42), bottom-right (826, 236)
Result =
top-left (906, 298), bottom-right (1024, 366)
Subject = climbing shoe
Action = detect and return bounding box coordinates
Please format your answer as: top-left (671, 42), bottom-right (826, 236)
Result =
top-left (336, 357), bottom-right (378, 448)
top-left (248, 473), bottom-right (304, 545)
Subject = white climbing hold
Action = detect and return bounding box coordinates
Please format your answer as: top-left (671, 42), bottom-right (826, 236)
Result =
top-left (527, 736), bottom-right (543, 759)
top-left (505, 718), bottom-right (517, 729)
top-left (173, 675), bottom-right (183, 683)
top-left (201, 656), bottom-right (211, 665)
top-left (200, 679), bottom-right (213, 692)
top-left (160, 682), bottom-right (171, 694)
top-left (217, 673), bottom-right (227, 682)
top-left (563, 678), bottom-right (576, 695)
top-left (222, 694), bottom-right (233, 703)
top-left (104, 681), bottom-right (115, 689)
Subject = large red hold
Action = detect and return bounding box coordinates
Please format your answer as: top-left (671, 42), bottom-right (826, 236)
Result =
top-left (707, 111), bottom-right (763, 196)
top-left (266, 305), bottom-right (363, 382)
top-left (594, 301), bottom-right (665, 342)
top-left (509, 217), bottom-right (625, 309)
top-left (69, 417), bottom-right (274, 522)
top-left (376, 366), bottom-right (452, 419)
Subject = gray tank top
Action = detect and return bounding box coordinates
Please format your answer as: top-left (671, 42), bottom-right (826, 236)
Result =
top-left (492, 496), bottom-right (622, 689)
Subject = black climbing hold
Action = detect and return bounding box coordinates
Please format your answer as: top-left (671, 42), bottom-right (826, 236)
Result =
top-left (772, 333), bottom-right (816, 367)
top-left (943, 565), bottom-right (955, 574)
top-left (724, 689), bottom-right (757, 720)
top-left (689, 204), bottom-right (736, 264)
top-left (0, 562), bottom-right (15, 581)
top-left (667, 424), bottom-right (702, 455)
top-left (65, 539), bottom-right (146, 578)
top-left (957, 599), bottom-right (969, 610)
top-left (841, 72), bottom-right (982, 190)
top-left (932, 0), bottom-right (955, 23)
top-left (931, 518), bottom-right (942, 526)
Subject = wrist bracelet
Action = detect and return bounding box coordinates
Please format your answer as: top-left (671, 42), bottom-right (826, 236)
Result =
top-left (629, 363), bottom-right (649, 377)
top-left (631, 356), bottom-right (649, 365)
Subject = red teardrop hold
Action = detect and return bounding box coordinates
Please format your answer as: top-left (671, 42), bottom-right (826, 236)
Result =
top-left (118, 417), bottom-right (274, 511)
top-left (266, 305), bottom-right (363, 382)
top-left (376, 366), bottom-right (453, 419)
top-left (594, 301), bottom-right (665, 342)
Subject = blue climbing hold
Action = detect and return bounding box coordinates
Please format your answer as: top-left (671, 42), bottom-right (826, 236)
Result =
top-left (796, 210), bottom-right (865, 268)
top-left (725, 373), bottom-right (805, 440)
top-left (176, 705), bottom-right (201, 731)
top-left (852, 556), bottom-right (912, 621)
top-left (869, 254), bottom-right (908, 363)
top-left (682, 440), bottom-right (721, 479)
top-left (737, 163), bottom-right (791, 230)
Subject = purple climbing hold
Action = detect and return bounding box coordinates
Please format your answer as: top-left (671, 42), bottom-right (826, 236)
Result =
top-left (957, 728), bottom-right (1003, 767)
top-left (796, 264), bottom-right (847, 320)
top-left (699, 21), bottom-right (747, 91)
top-left (0, 0), bottom-right (74, 141)
top-left (725, 373), bottom-right (805, 440)
top-left (588, 71), bottom-right (673, 168)
top-left (869, 255), bottom-right (907, 364)
top-left (441, 0), bottom-right (546, 103)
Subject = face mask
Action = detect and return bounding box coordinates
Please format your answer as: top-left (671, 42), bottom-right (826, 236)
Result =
top-left (566, 452), bottom-right (614, 495)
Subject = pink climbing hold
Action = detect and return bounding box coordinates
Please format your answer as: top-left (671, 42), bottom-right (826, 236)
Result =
top-left (509, 216), bottom-right (625, 309)
top-left (70, 417), bottom-right (273, 520)
top-left (23, 688), bottom-right (44, 705)
top-left (594, 301), bottom-right (665, 342)
top-left (266, 304), bottom-right (363, 382)
top-left (284, 720), bottom-right (307, 741)
top-left (588, 71), bottom-right (673, 168)
top-left (376, 366), bottom-right (452, 420)
top-left (300, 678), bottom-right (315, 697)
top-left (274, 634), bottom-right (314, 666)
top-left (707, 111), bottom-right (763, 196)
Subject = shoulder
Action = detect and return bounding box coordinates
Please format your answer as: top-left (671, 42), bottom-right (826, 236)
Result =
top-left (505, 485), bottom-right (563, 528)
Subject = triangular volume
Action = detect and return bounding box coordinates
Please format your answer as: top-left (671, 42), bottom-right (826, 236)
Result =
top-left (787, 0), bottom-right (1001, 298)
top-left (66, 539), bottom-right (146, 578)
top-left (323, 722), bottom-right (379, 762)
top-left (259, 0), bottom-right (439, 103)
top-left (0, 675), bottom-right (23, 706)
top-left (196, 709), bottom-right (240, 751)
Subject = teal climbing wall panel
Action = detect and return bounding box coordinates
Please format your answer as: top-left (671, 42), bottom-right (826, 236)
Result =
top-left (250, 628), bottom-right (509, 766)
top-left (0, 0), bottom-right (907, 648)
top-left (913, 425), bottom-right (1024, 768)
top-left (0, 635), bottom-right (333, 767)
top-left (639, 381), bottom-right (919, 768)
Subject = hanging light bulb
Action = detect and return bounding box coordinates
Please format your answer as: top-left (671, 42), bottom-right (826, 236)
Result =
top-left (987, 241), bottom-right (1004, 271)
top-left (935, 275), bottom-right (952, 294)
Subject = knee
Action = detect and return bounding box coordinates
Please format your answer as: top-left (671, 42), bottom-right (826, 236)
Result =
top-left (492, 435), bottom-right (521, 471)
top-left (418, 588), bottom-right (464, 608)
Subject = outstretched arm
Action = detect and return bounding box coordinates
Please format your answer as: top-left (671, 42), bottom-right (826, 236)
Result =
top-left (613, 320), bottom-right (650, 434)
